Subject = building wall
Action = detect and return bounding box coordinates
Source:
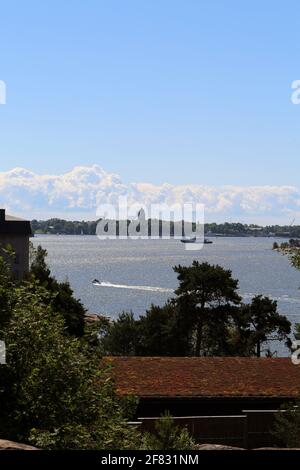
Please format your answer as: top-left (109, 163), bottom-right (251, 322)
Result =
top-left (0, 234), bottom-right (30, 279)
top-left (135, 396), bottom-right (288, 418)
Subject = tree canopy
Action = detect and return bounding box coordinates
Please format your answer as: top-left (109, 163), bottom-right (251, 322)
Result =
top-left (0, 253), bottom-right (140, 449)
top-left (29, 244), bottom-right (86, 336)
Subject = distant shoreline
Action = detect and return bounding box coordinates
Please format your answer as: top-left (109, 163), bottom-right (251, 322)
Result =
top-left (31, 218), bottom-right (300, 238)
top-left (33, 233), bottom-right (292, 240)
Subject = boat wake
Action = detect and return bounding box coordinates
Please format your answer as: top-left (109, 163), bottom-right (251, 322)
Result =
top-left (242, 292), bottom-right (300, 305)
top-left (93, 281), bottom-right (173, 293)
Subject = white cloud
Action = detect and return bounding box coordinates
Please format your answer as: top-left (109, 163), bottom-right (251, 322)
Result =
top-left (0, 165), bottom-right (299, 223)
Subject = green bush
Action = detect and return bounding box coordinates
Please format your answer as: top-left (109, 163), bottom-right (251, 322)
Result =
top-left (0, 275), bottom-right (140, 449)
top-left (273, 399), bottom-right (300, 448)
top-left (140, 412), bottom-right (196, 450)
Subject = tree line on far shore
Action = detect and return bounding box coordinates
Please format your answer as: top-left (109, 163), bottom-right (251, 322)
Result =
top-left (31, 218), bottom-right (300, 238)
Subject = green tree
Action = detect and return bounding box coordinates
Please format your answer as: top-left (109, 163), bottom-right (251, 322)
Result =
top-left (0, 249), bottom-right (17, 332)
top-left (1, 281), bottom-right (139, 449)
top-left (136, 304), bottom-right (172, 356)
top-left (136, 302), bottom-right (192, 356)
top-left (29, 245), bottom-right (51, 283)
top-left (83, 315), bottom-right (111, 355)
top-left (30, 244), bottom-right (86, 336)
top-left (173, 261), bottom-right (241, 356)
top-left (273, 398), bottom-right (300, 447)
top-left (231, 296), bottom-right (291, 357)
top-left (291, 249), bottom-right (300, 271)
top-left (100, 303), bottom-right (193, 357)
top-left (141, 412), bottom-right (196, 450)
top-left (103, 312), bottom-right (138, 355)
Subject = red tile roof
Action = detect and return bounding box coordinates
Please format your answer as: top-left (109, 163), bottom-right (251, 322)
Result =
top-left (105, 357), bottom-right (300, 398)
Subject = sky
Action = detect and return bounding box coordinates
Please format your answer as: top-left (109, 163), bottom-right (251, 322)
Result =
top-left (1, 1), bottom-right (300, 222)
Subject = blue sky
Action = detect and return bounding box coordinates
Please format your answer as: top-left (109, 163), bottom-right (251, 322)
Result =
top-left (0, 1), bottom-right (300, 221)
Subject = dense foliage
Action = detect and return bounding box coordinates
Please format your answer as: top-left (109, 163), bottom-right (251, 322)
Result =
top-left (29, 244), bottom-right (86, 336)
top-left (0, 247), bottom-right (199, 449)
top-left (0, 250), bottom-right (140, 449)
top-left (31, 219), bottom-right (98, 235)
top-left (273, 399), bottom-right (300, 448)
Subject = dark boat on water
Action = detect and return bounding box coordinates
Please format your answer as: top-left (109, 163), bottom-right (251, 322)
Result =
top-left (180, 237), bottom-right (213, 244)
top-left (180, 236), bottom-right (197, 243)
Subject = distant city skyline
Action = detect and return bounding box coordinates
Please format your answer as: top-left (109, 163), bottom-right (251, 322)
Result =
top-left (1, 1), bottom-right (300, 220)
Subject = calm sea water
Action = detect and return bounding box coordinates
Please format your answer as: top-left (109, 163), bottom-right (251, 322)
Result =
top-left (32, 235), bottom-right (300, 328)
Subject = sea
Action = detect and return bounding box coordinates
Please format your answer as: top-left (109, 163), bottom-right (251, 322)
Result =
top-left (32, 235), bottom-right (300, 355)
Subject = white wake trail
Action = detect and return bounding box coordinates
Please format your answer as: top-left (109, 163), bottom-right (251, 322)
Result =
top-left (94, 281), bottom-right (173, 293)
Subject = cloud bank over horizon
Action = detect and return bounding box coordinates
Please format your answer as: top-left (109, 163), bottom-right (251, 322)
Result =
top-left (0, 165), bottom-right (299, 224)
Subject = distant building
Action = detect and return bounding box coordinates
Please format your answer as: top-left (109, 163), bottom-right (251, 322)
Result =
top-left (0, 209), bottom-right (33, 279)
